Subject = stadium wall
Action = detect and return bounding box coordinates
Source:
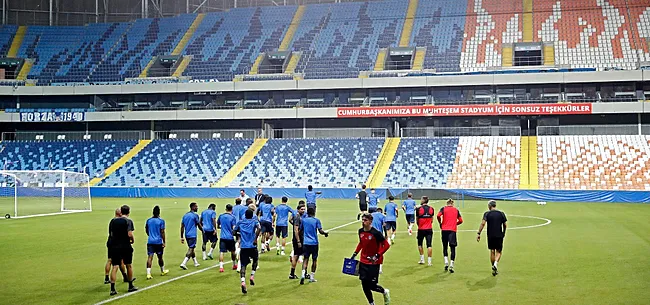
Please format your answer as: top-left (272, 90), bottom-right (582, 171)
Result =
top-left (85, 187), bottom-right (650, 203)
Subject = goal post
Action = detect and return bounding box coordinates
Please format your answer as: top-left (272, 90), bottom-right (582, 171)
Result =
top-left (0, 170), bottom-right (92, 219)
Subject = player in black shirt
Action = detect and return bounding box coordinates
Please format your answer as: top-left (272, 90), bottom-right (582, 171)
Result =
top-left (289, 202), bottom-right (306, 279)
top-left (476, 200), bottom-right (508, 276)
top-left (356, 184), bottom-right (369, 220)
top-left (105, 208), bottom-right (128, 284)
top-left (108, 205), bottom-right (138, 295)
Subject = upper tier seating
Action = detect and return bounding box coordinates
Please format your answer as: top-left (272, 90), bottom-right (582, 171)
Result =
top-left (291, 0), bottom-right (407, 79)
top-left (447, 136), bottom-right (520, 189)
top-left (0, 140), bottom-right (137, 176)
top-left (182, 6), bottom-right (295, 81)
top-left (229, 138), bottom-right (384, 188)
top-left (410, 0), bottom-right (466, 72)
top-left (537, 135), bottom-right (650, 190)
top-left (381, 138), bottom-right (459, 188)
top-left (100, 139), bottom-right (252, 187)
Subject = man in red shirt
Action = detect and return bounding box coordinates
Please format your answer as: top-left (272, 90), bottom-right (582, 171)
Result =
top-left (352, 213), bottom-right (391, 305)
top-left (415, 196), bottom-right (434, 266)
top-left (437, 198), bottom-right (463, 273)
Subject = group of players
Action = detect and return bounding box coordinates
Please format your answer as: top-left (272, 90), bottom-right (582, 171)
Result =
top-left (104, 186), bottom-right (508, 305)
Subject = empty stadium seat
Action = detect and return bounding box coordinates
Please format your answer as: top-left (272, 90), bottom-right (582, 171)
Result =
top-left (0, 25), bottom-right (17, 57)
top-left (447, 136), bottom-right (520, 189)
top-left (229, 138), bottom-right (384, 188)
top-left (381, 138), bottom-right (459, 188)
top-left (100, 139), bottom-right (253, 187)
top-left (538, 135), bottom-right (650, 190)
top-left (0, 140), bottom-right (137, 176)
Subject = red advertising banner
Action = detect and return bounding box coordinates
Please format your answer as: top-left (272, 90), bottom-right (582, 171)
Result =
top-left (336, 103), bottom-right (592, 118)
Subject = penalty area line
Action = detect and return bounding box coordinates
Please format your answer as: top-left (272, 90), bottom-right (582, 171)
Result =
top-left (93, 219), bottom-right (360, 305)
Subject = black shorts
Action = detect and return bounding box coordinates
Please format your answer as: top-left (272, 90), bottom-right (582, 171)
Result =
top-left (260, 221), bottom-right (274, 234)
top-left (186, 237), bottom-right (197, 249)
top-left (441, 230), bottom-right (458, 247)
top-left (220, 239), bottom-right (236, 253)
top-left (307, 204), bottom-right (317, 212)
top-left (110, 246), bottom-right (133, 265)
top-left (405, 214), bottom-right (415, 224)
top-left (240, 248), bottom-right (259, 267)
top-left (303, 244), bottom-right (319, 260)
top-left (202, 231), bottom-right (218, 244)
top-left (488, 237), bottom-right (504, 251)
top-left (292, 240), bottom-right (304, 256)
top-left (359, 203), bottom-right (368, 212)
top-left (385, 221), bottom-right (397, 231)
top-left (359, 263), bottom-right (380, 282)
top-left (147, 243), bottom-right (164, 256)
top-left (417, 230), bottom-right (433, 248)
top-left (276, 226), bottom-right (288, 238)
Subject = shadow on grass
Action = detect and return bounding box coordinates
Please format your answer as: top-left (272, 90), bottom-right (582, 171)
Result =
top-left (466, 276), bottom-right (497, 291)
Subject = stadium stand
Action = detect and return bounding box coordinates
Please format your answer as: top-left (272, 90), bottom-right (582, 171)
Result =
top-left (291, 0), bottom-right (407, 79)
top-left (537, 135), bottom-right (650, 190)
top-left (0, 140), bottom-right (137, 177)
top-left (99, 139), bottom-right (253, 187)
top-left (229, 138), bottom-right (384, 188)
top-left (0, 25), bottom-right (17, 58)
top-left (381, 137), bottom-right (458, 188)
top-left (409, 0), bottom-right (466, 72)
top-left (447, 136), bottom-right (521, 189)
top-left (181, 6), bottom-right (296, 81)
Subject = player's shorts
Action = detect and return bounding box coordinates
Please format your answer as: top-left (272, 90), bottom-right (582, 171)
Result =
top-left (359, 203), bottom-right (368, 212)
top-left (276, 226), bottom-right (288, 238)
top-left (487, 237), bottom-right (504, 251)
top-left (186, 237), bottom-right (197, 249)
top-left (385, 221), bottom-right (397, 231)
top-left (303, 244), bottom-right (319, 260)
top-left (219, 239), bottom-right (236, 253)
top-left (107, 247), bottom-right (112, 259)
top-left (147, 243), bottom-right (164, 256)
top-left (202, 231), bottom-right (218, 243)
top-left (240, 247), bottom-right (259, 267)
top-left (441, 230), bottom-right (458, 247)
top-left (260, 221), bottom-right (274, 234)
top-left (292, 240), bottom-right (304, 256)
top-left (368, 206), bottom-right (377, 213)
top-left (405, 214), bottom-right (415, 224)
top-left (359, 263), bottom-right (380, 282)
top-left (417, 229), bottom-right (433, 248)
top-left (110, 246), bottom-right (133, 265)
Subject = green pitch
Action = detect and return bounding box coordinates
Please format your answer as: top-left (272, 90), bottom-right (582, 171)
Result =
top-left (0, 198), bottom-right (649, 305)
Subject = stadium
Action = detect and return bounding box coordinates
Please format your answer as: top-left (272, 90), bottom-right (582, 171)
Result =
top-left (0, 0), bottom-right (650, 303)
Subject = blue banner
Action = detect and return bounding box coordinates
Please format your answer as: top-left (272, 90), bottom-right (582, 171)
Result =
top-left (19, 111), bottom-right (85, 122)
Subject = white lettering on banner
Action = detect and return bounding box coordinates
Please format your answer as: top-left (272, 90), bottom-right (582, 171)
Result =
top-left (19, 111), bottom-right (86, 122)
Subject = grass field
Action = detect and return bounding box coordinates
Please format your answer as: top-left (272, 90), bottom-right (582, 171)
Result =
top-left (1, 198), bottom-right (649, 305)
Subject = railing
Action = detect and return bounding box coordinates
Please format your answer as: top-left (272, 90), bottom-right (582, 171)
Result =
top-left (537, 125), bottom-right (650, 136)
top-left (1, 131), bottom-right (148, 141)
top-left (272, 128), bottom-right (388, 139)
top-left (400, 126), bottom-right (522, 138)
top-left (154, 129), bottom-right (261, 140)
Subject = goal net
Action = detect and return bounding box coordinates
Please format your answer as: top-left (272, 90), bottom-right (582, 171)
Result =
top-left (0, 170), bottom-right (92, 219)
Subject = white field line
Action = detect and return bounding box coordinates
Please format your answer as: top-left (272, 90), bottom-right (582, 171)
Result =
top-left (93, 219), bottom-right (360, 305)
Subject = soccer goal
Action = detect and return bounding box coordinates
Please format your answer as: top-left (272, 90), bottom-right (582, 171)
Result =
top-left (0, 170), bottom-right (92, 219)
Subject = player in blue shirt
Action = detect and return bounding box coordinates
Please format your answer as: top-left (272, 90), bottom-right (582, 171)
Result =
top-left (384, 196), bottom-right (399, 244)
top-left (257, 196), bottom-right (275, 253)
top-left (180, 202), bottom-right (202, 270)
top-left (217, 204), bottom-right (238, 273)
top-left (402, 193), bottom-right (417, 235)
top-left (299, 207), bottom-right (329, 285)
top-left (200, 203), bottom-right (218, 261)
top-left (145, 206), bottom-right (169, 279)
top-left (368, 188), bottom-right (380, 210)
top-left (274, 196), bottom-right (295, 256)
top-left (304, 185), bottom-right (322, 212)
top-left (234, 209), bottom-right (261, 294)
top-left (371, 207), bottom-right (386, 233)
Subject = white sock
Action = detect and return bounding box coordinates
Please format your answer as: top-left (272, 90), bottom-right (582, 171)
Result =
top-left (444, 256), bottom-right (449, 265)
top-left (494, 261), bottom-right (498, 268)
top-left (219, 262), bottom-right (223, 268)
top-left (208, 248), bottom-right (214, 256)
top-left (251, 270), bottom-right (256, 276)
top-left (391, 234), bottom-right (395, 240)
top-left (202, 251), bottom-right (207, 259)
top-left (310, 272), bottom-right (315, 279)
top-left (428, 257), bottom-right (432, 264)
top-left (193, 257), bottom-right (199, 264)
top-left (420, 255), bottom-right (424, 261)
top-left (301, 269), bottom-right (306, 279)
top-left (160, 266), bottom-right (165, 272)
top-left (146, 268), bottom-right (151, 275)
top-left (281, 246), bottom-right (285, 251)
top-left (181, 257), bottom-right (189, 266)
top-left (450, 260), bottom-right (455, 267)
top-left (240, 277), bottom-right (245, 283)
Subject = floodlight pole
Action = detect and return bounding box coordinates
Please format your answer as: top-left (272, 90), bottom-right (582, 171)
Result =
top-left (2, 0), bottom-right (5, 25)
top-left (49, 0), bottom-right (52, 26)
